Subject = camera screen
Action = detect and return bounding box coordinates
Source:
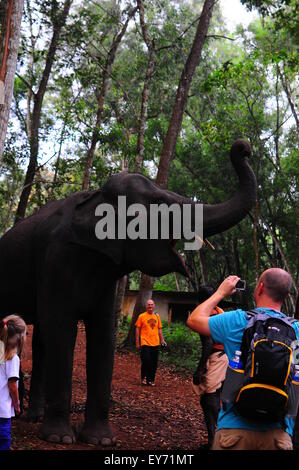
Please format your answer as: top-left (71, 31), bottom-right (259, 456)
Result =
top-left (236, 280), bottom-right (246, 290)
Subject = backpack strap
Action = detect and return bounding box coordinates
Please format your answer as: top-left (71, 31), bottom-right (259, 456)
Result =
top-left (245, 309), bottom-right (299, 328)
top-left (245, 309), bottom-right (260, 321)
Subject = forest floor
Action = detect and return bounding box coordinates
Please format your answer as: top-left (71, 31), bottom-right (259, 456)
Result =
top-left (11, 323), bottom-right (207, 451)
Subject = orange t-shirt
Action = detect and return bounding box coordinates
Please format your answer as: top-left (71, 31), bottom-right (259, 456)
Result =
top-left (135, 312), bottom-right (162, 347)
top-left (211, 306), bottom-right (224, 350)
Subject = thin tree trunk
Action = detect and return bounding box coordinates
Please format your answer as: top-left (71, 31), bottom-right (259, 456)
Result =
top-left (185, 250), bottom-right (199, 291)
top-left (49, 115), bottom-right (67, 199)
top-left (173, 272), bottom-right (180, 292)
top-left (274, 66), bottom-right (280, 169)
top-left (260, 215), bottom-right (298, 309)
top-left (2, 175), bottom-right (18, 233)
top-left (0, 0), bottom-right (24, 161)
top-left (219, 232), bottom-right (233, 275)
top-left (126, 0), bottom-right (215, 345)
top-left (252, 141), bottom-right (264, 284)
top-left (14, 0), bottom-right (72, 223)
top-left (198, 249), bottom-right (208, 285)
top-left (248, 213), bottom-right (275, 268)
top-left (233, 237), bottom-right (241, 276)
top-left (278, 65), bottom-right (299, 130)
top-left (112, 275), bottom-right (128, 350)
top-left (25, 0), bottom-right (35, 141)
top-left (156, 0), bottom-right (216, 189)
top-left (82, 6), bottom-right (137, 190)
top-left (134, 0), bottom-right (155, 173)
top-left (253, 198), bottom-right (259, 283)
top-left (232, 236), bottom-right (247, 306)
top-left (125, 273), bottom-right (155, 345)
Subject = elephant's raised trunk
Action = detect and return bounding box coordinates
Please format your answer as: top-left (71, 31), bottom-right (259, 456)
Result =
top-left (201, 139), bottom-right (257, 238)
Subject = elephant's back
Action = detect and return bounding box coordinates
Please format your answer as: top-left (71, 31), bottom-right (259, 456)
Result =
top-left (0, 191), bottom-right (93, 245)
top-left (0, 193), bottom-right (94, 318)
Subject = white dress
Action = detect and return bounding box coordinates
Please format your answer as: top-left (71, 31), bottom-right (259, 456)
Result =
top-left (0, 354), bottom-right (20, 418)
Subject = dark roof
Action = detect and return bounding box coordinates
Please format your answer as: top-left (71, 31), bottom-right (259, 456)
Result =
top-left (125, 290), bottom-right (243, 309)
top-left (126, 289), bottom-right (199, 299)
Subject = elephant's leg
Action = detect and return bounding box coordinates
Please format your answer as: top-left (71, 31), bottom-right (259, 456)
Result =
top-left (38, 312), bottom-right (78, 444)
top-left (79, 284), bottom-right (117, 446)
top-left (28, 325), bottom-right (46, 421)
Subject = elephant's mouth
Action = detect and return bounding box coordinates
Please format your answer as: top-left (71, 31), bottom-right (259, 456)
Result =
top-left (170, 239), bottom-right (188, 277)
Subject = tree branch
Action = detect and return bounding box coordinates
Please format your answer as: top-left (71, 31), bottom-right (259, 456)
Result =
top-left (15, 72), bottom-right (36, 96)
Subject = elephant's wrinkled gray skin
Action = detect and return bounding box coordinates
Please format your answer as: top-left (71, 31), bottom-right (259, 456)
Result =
top-left (0, 140), bottom-right (256, 445)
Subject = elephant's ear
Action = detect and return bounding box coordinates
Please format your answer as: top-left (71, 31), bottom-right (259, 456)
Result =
top-left (70, 191), bottom-right (124, 266)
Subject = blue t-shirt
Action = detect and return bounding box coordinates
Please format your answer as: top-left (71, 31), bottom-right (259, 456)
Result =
top-left (209, 307), bottom-right (299, 436)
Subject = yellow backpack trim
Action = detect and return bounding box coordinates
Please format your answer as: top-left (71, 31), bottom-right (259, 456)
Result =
top-left (236, 383), bottom-right (288, 404)
top-left (251, 339), bottom-right (292, 385)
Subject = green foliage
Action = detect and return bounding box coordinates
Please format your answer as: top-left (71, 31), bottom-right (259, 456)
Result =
top-left (159, 320), bottom-right (201, 372)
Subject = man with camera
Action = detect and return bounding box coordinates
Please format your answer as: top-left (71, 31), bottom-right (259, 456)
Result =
top-left (192, 286), bottom-right (228, 449)
top-left (187, 268), bottom-right (299, 450)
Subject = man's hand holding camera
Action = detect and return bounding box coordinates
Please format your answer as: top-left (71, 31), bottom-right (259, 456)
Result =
top-left (187, 275), bottom-right (244, 336)
top-left (217, 275), bottom-right (241, 298)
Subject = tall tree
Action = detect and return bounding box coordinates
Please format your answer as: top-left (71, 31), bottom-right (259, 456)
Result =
top-left (126, 0), bottom-right (216, 344)
top-left (0, 0), bottom-right (24, 161)
top-left (14, 0), bottom-right (72, 222)
top-left (134, 0), bottom-right (155, 173)
top-left (82, 5), bottom-right (137, 190)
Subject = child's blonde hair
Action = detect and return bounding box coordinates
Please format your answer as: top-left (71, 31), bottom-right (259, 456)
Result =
top-left (0, 315), bottom-right (27, 361)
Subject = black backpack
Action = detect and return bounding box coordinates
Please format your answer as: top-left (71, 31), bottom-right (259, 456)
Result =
top-left (234, 310), bottom-right (298, 422)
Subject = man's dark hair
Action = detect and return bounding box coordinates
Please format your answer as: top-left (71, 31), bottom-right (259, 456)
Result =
top-left (262, 269), bottom-right (292, 303)
top-left (198, 285), bottom-right (216, 303)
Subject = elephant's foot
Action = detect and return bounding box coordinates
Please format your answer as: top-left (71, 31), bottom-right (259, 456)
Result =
top-left (38, 420), bottom-right (76, 444)
top-left (79, 420), bottom-right (116, 446)
top-left (27, 402), bottom-right (44, 422)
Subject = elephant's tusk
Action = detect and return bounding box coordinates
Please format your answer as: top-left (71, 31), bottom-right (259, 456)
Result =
top-left (195, 234), bottom-right (215, 251)
top-left (204, 238), bottom-right (215, 250)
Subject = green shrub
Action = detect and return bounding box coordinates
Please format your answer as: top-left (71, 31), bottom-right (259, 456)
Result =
top-left (159, 320), bottom-right (201, 373)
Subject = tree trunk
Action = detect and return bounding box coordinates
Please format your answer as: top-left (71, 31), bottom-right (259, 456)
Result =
top-left (198, 249), bottom-right (208, 285)
top-left (25, 0), bottom-right (35, 141)
top-left (185, 250), bottom-right (199, 291)
top-left (156, 0), bottom-right (216, 189)
top-left (112, 275), bottom-right (128, 350)
top-left (0, 0), bottom-right (24, 162)
top-left (125, 273), bottom-right (155, 346)
top-left (134, 0), bottom-right (155, 173)
top-left (82, 6), bottom-right (137, 190)
top-left (173, 272), bottom-right (180, 292)
top-left (260, 215), bottom-right (298, 309)
top-left (14, 0), bottom-right (72, 223)
top-left (49, 115), bottom-right (67, 199)
top-left (278, 65), bottom-right (299, 130)
top-left (232, 236), bottom-right (247, 307)
top-left (126, 0), bottom-right (215, 345)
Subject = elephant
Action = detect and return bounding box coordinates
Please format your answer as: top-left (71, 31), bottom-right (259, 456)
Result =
top-left (0, 139), bottom-right (256, 445)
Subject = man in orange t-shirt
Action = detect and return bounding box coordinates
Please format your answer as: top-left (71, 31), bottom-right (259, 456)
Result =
top-left (135, 299), bottom-right (167, 386)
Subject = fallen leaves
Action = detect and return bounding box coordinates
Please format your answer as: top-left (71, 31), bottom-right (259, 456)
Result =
top-left (12, 325), bottom-right (208, 450)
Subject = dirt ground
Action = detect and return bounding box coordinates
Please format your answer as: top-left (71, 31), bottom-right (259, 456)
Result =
top-left (11, 323), bottom-right (207, 451)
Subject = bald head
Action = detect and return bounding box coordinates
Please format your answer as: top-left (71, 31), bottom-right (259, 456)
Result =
top-left (146, 299), bottom-right (155, 313)
top-left (258, 268), bottom-right (292, 303)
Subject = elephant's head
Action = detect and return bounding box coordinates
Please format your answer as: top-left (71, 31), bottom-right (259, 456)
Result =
top-left (70, 139), bottom-right (256, 277)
